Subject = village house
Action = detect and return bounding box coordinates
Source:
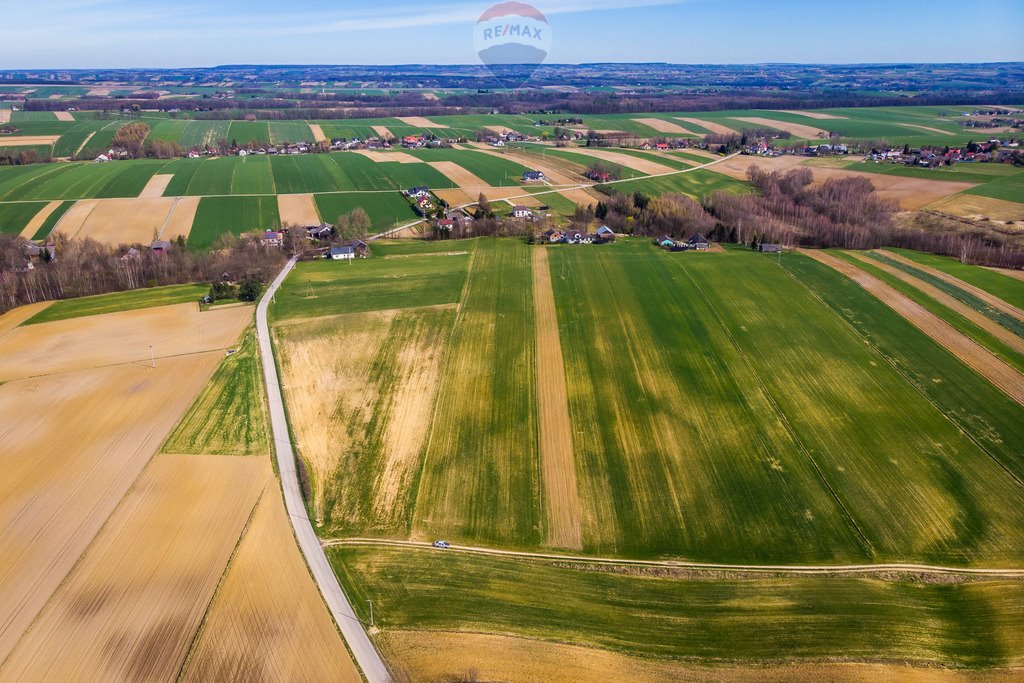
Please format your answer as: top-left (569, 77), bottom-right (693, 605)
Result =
top-left (327, 245), bottom-right (356, 261)
top-left (406, 186), bottom-right (430, 199)
top-left (261, 230), bottom-right (284, 247)
top-left (687, 233), bottom-right (710, 251)
top-left (150, 240), bottom-right (173, 254)
top-left (512, 205), bottom-right (533, 219)
top-left (349, 239), bottom-right (371, 258)
top-left (596, 226), bottom-right (616, 243)
top-left (759, 243), bottom-right (782, 253)
top-left (305, 224), bottom-right (333, 240)
top-left (522, 170), bottom-right (545, 182)
top-left (542, 228), bottom-right (563, 243)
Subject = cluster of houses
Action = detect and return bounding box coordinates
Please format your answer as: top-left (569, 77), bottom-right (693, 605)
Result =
top-left (542, 226), bottom-right (616, 245)
top-left (866, 139), bottom-right (1020, 168)
top-left (405, 186), bottom-right (442, 216)
top-left (481, 129), bottom-right (533, 147)
top-left (741, 141), bottom-right (849, 158)
top-left (657, 234), bottom-right (711, 251)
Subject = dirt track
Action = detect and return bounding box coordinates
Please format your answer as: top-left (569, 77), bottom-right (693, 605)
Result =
top-left (881, 250), bottom-right (1024, 324)
top-left (532, 248), bottom-right (583, 549)
top-left (802, 249), bottom-right (1024, 407)
top-left (898, 123), bottom-right (955, 136)
top-left (846, 251), bottom-right (1024, 355)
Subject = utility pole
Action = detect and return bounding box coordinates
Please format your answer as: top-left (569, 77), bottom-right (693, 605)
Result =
top-left (367, 599), bottom-right (374, 628)
top-left (149, 344), bottom-right (156, 369)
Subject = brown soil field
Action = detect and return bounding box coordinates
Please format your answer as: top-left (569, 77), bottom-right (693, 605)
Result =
top-left (53, 111), bottom-right (75, 122)
top-left (180, 478), bottom-right (361, 681)
top-left (0, 135), bottom-right (60, 146)
top-left (0, 109), bottom-right (11, 124)
top-left (898, 123), bottom-right (955, 136)
top-left (382, 630), bottom-right (1020, 683)
top-left (482, 125), bottom-right (517, 135)
top-left (731, 116), bottom-right (829, 138)
top-left (352, 149), bottom-right (421, 163)
top-left (0, 302), bottom-right (252, 382)
top-left (278, 193), bottom-right (322, 226)
top-left (0, 300), bottom-right (51, 336)
top-left (396, 116), bottom-right (449, 128)
top-left (86, 87), bottom-right (115, 96)
top-left (0, 354), bottom-right (225, 663)
top-left (309, 122), bottom-right (327, 143)
top-left (803, 249), bottom-right (1024, 406)
top-left (161, 195), bottom-right (200, 241)
top-left (882, 250), bottom-right (1024, 323)
top-left (560, 147), bottom-right (677, 175)
top-left (633, 117), bottom-right (698, 135)
top-left (18, 200), bottom-right (63, 238)
top-left (927, 194), bottom-right (1024, 222)
top-left (61, 197), bottom-right (177, 246)
top-left (429, 161), bottom-right (540, 207)
top-left (773, 110), bottom-right (848, 120)
top-left (137, 173), bottom-right (173, 198)
top-left (532, 248), bottom-right (583, 548)
top-left (0, 453), bottom-right (269, 681)
top-left (988, 267), bottom-right (1024, 281)
top-left (848, 250), bottom-right (1024, 354)
top-left (711, 155), bottom-right (976, 210)
top-left (372, 125), bottom-right (394, 139)
top-left (48, 198), bottom-right (97, 235)
top-left (422, 92), bottom-right (440, 101)
top-left (675, 117), bottom-right (738, 135)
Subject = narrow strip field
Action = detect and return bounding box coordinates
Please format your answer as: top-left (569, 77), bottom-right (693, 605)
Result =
top-left (18, 200), bottom-right (63, 238)
top-left (773, 110), bottom-right (848, 120)
top-left (137, 173), bottom-right (174, 198)
top-left (675, 117), bottom-right (737, 135)
top-left (802, 249), bottom-right (1024, 406)
top-left (730, 117), bottom-right (829, 138)
top-left (632, 118), bottom-right (698, 135)
top-left (532, 248), bottom-right (582, 549)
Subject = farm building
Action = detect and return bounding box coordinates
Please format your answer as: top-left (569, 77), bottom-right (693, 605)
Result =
top-left (522, 170), bottom-right (546, 182)
top-left (349, 239), bottom-right (371, 258)
top-left (261, 231), bottom-right (284, 247)
top-left (658, 235), bottom-right (676, 248)
top-left (596, 226), bottom-right (616, 242)
top-left (305, 224), bottom-right (333, 240)
top-left (512, 206), bottom-right (533, 219)
top-left (327, 246), bottom-right (356, 261)
top-left (759, 244), bottom-right (782, 253)
top-left (687, 234), bottom-right (710, 251)
top-left (150, 240), bottom-right (173, 253)
top-left (542, 228), bottom-right (563, 243)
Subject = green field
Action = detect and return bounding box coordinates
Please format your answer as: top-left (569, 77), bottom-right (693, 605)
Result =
top-left (312, 192), bottom-right (417, 232)
top-left (161, 325), bottom-right (270, 457)
top-left (31, 200), bottom-right (73, 239)
top-left (601, 168), bottom-right (751, 199)
top-left (189, 195), bottom-right (281, 249)
top-left (0, 201), bottom-right (50, 235)
top-left (270, 239), bottom-right (1024, 566)
top-left (269, 250), bottom-right (469, 322)
top-left (333, 546), bottom-right (1024, 669)
top-left (24, 283), bottom-right (208, 324)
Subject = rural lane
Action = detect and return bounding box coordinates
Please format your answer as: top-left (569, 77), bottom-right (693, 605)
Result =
top-left (257, 257), bottom-right (392, 683)
top-left (324, 538), bottom-right (1024, 578)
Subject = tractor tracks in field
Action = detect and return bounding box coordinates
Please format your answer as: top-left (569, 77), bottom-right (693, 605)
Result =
top-left (322, 538), bottom-right (1024, 580)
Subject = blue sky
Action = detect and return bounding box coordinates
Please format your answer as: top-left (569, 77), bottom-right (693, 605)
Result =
top-left (3, 0), bottom-right (1022, 68)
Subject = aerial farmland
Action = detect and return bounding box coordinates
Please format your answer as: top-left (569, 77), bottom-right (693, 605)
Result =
top-left (1, 42), bottom-right (1023, 683)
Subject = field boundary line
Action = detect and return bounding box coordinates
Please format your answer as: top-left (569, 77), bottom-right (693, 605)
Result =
top-left (322, 538), bottom-right (1024, 578)
top-left (666, 254), bottom-right (876, 559)
top-left (256, 257), bottom-right (392, 683)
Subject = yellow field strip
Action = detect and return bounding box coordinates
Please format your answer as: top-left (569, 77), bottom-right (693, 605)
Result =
top-left (803, 249), bottom-right (1024, 407)
top-left (18, 200), bottom-right (63, 238)
top-left (532, 248), bottom-right (583, 549)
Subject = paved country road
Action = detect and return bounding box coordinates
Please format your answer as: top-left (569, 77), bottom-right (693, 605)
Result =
top-left (257, 258), bottom-right (392, 683)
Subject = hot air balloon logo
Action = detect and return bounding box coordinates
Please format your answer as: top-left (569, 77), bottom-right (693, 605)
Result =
top-left (473, 2), bottom-right (552, 87)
